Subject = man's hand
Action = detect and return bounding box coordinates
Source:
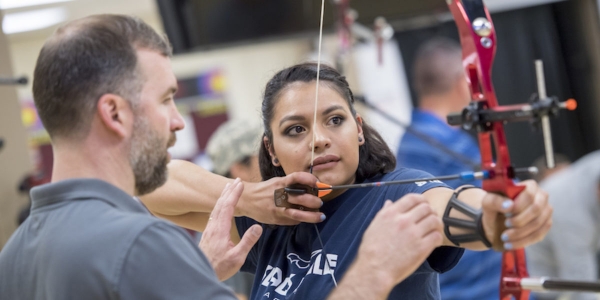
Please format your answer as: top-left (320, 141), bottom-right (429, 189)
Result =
top-left (360, 194), bottom-right (444, 285)
top-left (481, 180), bottom-right (552, 250)
top-left (199, 178), bottom-right (263, 281)
top-left (239, 172), bottom-right (325, 226)
top-left (330, 194), bottom-right (443, 300)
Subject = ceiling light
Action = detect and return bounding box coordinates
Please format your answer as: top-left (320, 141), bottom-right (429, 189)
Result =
top-left (0, 0), bottom-right (72, 10)
top-left (2, 7), bottom-right (67, 34)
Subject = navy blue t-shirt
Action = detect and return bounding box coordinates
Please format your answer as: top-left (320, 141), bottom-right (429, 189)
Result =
top-left (236, 168), bottom-right (464, 300)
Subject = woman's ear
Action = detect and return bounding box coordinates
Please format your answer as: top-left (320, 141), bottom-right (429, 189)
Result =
top-left (263, 136), bottom-right (281, 166)
top-left (356, 114), bottom-right (365, 146)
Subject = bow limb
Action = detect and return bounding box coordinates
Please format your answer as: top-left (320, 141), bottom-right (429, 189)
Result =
top-left (447, 1), bottom-right (528, 299)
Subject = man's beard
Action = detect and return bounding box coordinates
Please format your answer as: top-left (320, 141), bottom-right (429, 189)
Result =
top-left (128, 116), bottom-right (176, 196)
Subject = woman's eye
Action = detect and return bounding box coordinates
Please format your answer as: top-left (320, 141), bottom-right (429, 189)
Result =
top-left (285, 126), bottom-right (305, 136)
top-left (329, 116), bottom-right (343, 125)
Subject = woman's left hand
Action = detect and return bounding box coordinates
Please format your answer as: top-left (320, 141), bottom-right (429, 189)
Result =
top-left (481, 180), bottom-right (552, 250)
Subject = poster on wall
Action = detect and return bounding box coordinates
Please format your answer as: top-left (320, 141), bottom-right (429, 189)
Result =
top-left (20, 99), bottom-right (52, 182)
top-left (170, 68), bottom-right (230, 171)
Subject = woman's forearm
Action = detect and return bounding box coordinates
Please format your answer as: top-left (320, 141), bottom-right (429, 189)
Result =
top-left (141, 159), bottom-right (325, 227)
top-left (141, 159), bottom-right (234, 216)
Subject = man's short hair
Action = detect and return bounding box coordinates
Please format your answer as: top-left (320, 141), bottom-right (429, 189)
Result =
top-left (33, 14), bottom-right (172, 139)
top-left (413, 37), bottom-right (464, 98)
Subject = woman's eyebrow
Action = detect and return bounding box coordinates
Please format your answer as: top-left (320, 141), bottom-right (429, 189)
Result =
top-left (278, 105), bottom-right (345, 127)
top-left (322, 105), bottom-right (345, 116)
top-left (279, 115), bottom-right (305, 127)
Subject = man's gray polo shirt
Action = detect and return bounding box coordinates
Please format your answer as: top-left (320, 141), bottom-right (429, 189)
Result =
top-left (0, 178), bottom-right (237, 300)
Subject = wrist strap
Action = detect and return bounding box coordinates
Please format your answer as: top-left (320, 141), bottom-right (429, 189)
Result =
top-left (443, 185), bottom-right (492, 248)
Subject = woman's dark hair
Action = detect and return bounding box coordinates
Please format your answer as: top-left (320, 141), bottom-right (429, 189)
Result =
top-left (259, 62), bottom-right (396, 183)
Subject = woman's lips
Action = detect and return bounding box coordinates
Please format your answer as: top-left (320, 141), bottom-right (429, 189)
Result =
top-left (311, 160), bottom-right (338, 171)
top-left (310, 155), bottom-right (340, 171)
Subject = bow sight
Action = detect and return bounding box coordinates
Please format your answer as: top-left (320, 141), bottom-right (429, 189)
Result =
top-left (447, 60), bottom-right (577, 169)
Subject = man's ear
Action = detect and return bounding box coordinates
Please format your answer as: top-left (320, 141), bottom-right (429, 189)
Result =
top-left (97, 94), bottom-right (132, 138)
top-left (263, 136), bottom-right (280, 166)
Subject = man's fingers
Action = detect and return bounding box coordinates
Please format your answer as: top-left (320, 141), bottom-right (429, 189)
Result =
top-left (220, 181), bottom-right (231, 198)
top-left (211, 181), bottom-right (234, 218)
top-left (416, 214), bottom-right (443, 239)
top-left (210, 179), bottom-right (244, 229)
top-left (383, 199), bottom-right (393, 208)
top-left (420, 228), bottom-right (444, 251)
top-left (393, 194), bottom-right (427, 214)
top-left (232, 224), bottom-right (263, 258)
top-left (215, 179), bottom-right (244, 220)
top-left (406, 202), bottom-right (437, 224)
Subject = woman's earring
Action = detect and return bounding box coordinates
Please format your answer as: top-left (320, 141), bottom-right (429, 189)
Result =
top-left (358, 137), bottom-right (363, 142)
top-left (273, 158), bottom-right (279, 165)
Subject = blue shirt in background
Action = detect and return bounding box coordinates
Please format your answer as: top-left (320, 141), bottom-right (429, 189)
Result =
top-left (397, 109), bottom-right (502, 300)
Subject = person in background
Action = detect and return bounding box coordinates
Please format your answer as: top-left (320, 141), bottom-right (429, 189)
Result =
top-left (396, 37), bottom-right (502, 300)
top-left (205, 119), bottom-right (264, 299)
top-left (526, 150), bottom-right (600, 300)
top-left (207, 119), bottom-right (263, 183)
top-left (531, 153), bottom-right (571, 182)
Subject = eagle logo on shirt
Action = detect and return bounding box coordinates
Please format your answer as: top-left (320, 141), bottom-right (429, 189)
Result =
top-left (286, 253), bottom-right (311, 269)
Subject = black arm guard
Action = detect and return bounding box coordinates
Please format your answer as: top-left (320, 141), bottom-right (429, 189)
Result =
top-left (443, 186), bottom-right (492, 248)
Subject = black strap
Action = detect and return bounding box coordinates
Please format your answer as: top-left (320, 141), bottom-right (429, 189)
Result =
top-left (443, 186), bottom-right (492, 248)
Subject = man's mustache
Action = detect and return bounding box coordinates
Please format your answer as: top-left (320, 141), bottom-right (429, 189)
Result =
top-left (167, 133), bottom-right (177, 148)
